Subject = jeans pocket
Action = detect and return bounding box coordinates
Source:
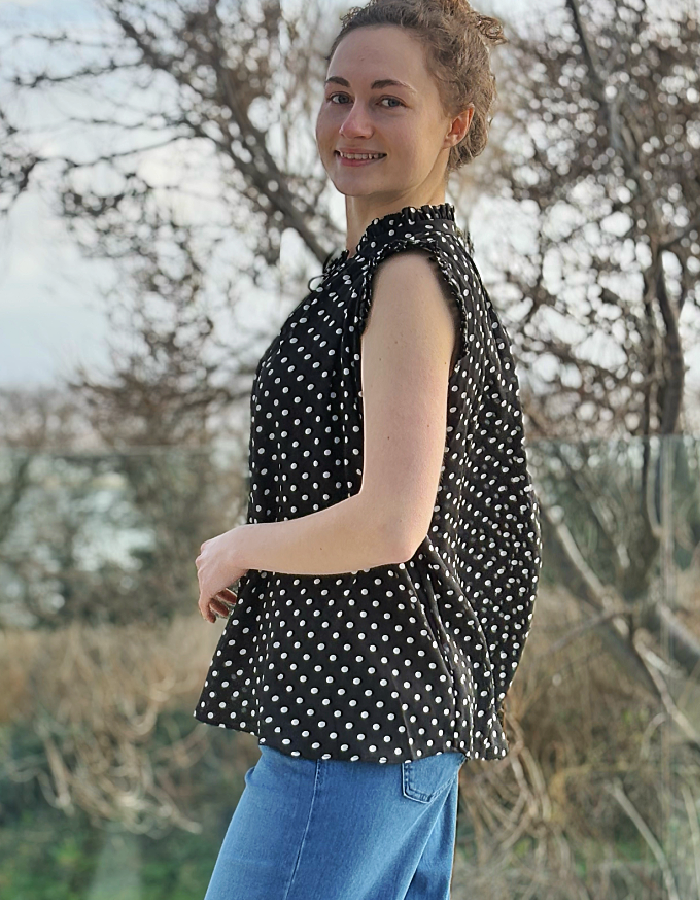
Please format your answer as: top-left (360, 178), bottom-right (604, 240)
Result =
top-left (401, 751), bottom-right (466, 804)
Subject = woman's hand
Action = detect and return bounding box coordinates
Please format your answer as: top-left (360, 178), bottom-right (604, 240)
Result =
top-left (195, 528), bottom-right (249, 624)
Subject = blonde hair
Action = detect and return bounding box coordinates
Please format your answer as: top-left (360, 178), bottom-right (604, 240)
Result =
top-left (324, 0), bottom-right (507, 179)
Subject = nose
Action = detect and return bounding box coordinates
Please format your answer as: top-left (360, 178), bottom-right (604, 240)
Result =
top-left (339, 101), bottom-right (373, 139)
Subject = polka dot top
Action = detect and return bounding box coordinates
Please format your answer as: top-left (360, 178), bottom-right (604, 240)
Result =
top-left (194, 202), bottom-right (543, 764)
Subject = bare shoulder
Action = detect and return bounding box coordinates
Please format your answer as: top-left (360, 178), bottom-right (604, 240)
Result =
top-left (373, 248), bottom-right (456, 309)
top-left (368, 249), bottom-right (460, 367)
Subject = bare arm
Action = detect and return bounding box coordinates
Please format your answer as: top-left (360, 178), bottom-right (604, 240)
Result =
top-left (358, 249), bottom-right (458, 560)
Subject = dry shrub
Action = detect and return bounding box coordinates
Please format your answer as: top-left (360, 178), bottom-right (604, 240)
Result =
top-left (0, 628), bottom-right (42, 725)
top-left (673, 555), bottom-right (700, 641)
top-left (0, 615), bottom-right (229, 835)
top-left (452, 583), bottom-right (699, 900)
top-left (3, 583), bottom-right (699, 893)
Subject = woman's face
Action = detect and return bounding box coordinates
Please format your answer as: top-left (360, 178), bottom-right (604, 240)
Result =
top-left (315, 25), bottom-right (458, 201)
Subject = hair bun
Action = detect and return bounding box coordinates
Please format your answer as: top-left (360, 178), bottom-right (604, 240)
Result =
top-left (433, 0), bottom-right (507, 45)
top-left (472, 11), bottom-right (507, 44)
top-left (433, 0), bottom-right (472, 15)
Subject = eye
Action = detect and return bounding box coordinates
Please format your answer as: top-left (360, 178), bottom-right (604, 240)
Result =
top-left (326, 93), bottom-right (404, 108)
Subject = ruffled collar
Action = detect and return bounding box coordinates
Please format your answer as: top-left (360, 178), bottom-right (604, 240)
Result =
top-left (323, 202), bottom-right (459, 274)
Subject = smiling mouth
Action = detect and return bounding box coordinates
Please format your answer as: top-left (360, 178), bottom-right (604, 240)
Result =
top-left (335, 151), bottom-right (387, 160)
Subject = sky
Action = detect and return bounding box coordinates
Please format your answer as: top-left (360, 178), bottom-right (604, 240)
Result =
top-left (0, 0), bottom-right (115, 386)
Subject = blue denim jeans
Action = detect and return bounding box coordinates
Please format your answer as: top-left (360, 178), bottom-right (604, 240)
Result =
top-left (203, 743), bottom-right (467, 900)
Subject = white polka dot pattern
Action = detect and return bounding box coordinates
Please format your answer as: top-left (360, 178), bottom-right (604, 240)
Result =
top-left (193, 203), bottom-right (542, 764)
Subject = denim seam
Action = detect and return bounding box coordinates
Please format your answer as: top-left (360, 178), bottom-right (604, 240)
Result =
top-left (284, 758), bottom-right (323, 899)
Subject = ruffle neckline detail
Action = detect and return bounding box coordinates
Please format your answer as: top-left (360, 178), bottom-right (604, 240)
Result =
top-left (324, 202), bottom-right (457, 272)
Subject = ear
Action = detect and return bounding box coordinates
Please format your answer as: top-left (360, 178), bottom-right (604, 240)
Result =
top-left (447, 104), bottom-right (475, 147)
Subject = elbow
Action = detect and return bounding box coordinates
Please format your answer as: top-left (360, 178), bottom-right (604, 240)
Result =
top-left (375, 527), bottom-right (412, 566)
top-left (381, 519), bottom-right (429, 565)
top-left (391, 503), bottom-right (432, 563)
top-left (393, 531), bottom-right (427, 564)
top-left (358, 488), bottom-right (428, 565)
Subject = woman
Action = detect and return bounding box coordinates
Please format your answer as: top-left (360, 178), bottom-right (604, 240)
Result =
top-left (194, 1), bottom-right (543, 898)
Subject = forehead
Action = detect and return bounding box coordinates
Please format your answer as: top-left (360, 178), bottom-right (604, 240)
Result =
top-left (327, 25), bottom-right (430, 88)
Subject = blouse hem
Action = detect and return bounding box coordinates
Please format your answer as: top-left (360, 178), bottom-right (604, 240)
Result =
top-left (192, 707), bottom-right (510, 764)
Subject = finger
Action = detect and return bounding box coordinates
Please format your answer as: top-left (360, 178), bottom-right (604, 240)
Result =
top-left (209, 593), bottom-right (230, 611)
top-left (216, 588), bottom-right (237, 604)
top-left (210, 598), bottom-right (232, 617)
top-left (198, 596), bottom-right (215, 623)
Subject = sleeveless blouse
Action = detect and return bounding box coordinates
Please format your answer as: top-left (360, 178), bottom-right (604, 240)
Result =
top-left (194, 202), bottom-right (543, 763)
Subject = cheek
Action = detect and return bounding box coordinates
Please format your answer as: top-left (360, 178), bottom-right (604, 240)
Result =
top-left (393, 127), bottom-right (421, 158)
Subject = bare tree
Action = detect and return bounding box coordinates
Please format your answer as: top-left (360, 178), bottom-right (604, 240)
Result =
top-left (63, 215), bottom-right (255, 450)
top-left (0, 0), bottom-right (348, 448)
top-left (469, 0), bottom-right (700, 792)
top-left (0, 0), bottom-right (345, 633)
top-left (480, 0), bottom-right (699, 440)
top-left (1, 0), bottom-right (341, 266)
top-left (3, 0), bottom-right (697, 440)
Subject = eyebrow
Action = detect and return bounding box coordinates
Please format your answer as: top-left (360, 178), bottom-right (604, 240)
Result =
top-left (324, 76), bottom-right (416, 94)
